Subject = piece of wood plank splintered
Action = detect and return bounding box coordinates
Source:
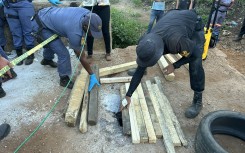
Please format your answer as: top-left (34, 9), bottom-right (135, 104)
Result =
top-left (154, 77), bottom-right (188, 146)
top-left (88, 64), bottom-right (99, 126)
top-left (137, 83), bottom-right (157, 143)
top-left (65, 68), bottom-right (89, 127)
top-left (133, 86), bottom-right (148, 143)
top-left (100, 76), bottom-right (132, 84)
top-left (99, 61), bottom-right (137, 77)
top-left (120, 85), bottom-right (131, 135)
top-left (79, 79), bottom-right (90, 133)
top-left (125, 83), bottom-right (140, 144)
top-left (142, 83), bottom-right (163, 139)
top-left (145, 81), bottom-right (176, 153)
top-left (158, 56), bottom-right (175, 81)
top-left (152, 84), bottom-right (181, 147)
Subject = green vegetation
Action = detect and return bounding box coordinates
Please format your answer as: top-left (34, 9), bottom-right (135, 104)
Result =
top-left (111, 8), bottom-right (147, 48)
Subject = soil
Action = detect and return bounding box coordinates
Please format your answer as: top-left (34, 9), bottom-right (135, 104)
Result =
top-left (0, 1), bottom-right (245, 153)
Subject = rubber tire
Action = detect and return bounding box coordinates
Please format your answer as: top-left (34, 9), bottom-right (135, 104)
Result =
top-left (195, 110), bottom-right (245, 153)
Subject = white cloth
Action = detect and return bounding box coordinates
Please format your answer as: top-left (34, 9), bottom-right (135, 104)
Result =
top-left (82, 0), bottom-right (110, 6)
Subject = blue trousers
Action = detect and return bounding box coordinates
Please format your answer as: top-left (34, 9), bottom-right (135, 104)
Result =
top-left (147, 10), bottom-right (164, 33)
top-left (4, 1), bottom-right (35, 49)
top-left (0, 17), bottom-right (6, 47)
top-left (42, 28), bottom-right (72, 77)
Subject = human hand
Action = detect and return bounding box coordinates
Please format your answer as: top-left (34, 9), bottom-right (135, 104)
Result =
top-left (0, 56), bottom-right (13, 78)
top-left (120, 96), bottom-right (131, 111)
top-left (88, 74), bottom-right (100, 91)
top-left (48, 0), bottom-right (62, 5)
top-left (163, 64), bottom-right (175, 75)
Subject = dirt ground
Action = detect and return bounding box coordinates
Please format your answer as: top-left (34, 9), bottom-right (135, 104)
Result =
top-left (1, 1), bottom-right (245, 153)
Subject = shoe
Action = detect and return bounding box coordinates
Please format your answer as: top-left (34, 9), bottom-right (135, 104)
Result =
top-left (41, 59), bottom-right (57, 68)
top-left (16, 61), bottom-right (23, 66)
top-left (105, 54), bottom-right (112, 61)
top-left (0, 123), bottom-right (11, 140)
top-left (127, 68), bottom-right (147, 76)
top-left (185, 91), bottom-right (203, 118)
top-left (60, 76), bottom-right (74, 89)
top-left (2, 68), bottom-right (17, 82)
top-left (233, 36), bottom-right (242, 42)
top-left (25, 54), bottom-right (34, 65)
top-left (0, 86), bottom-right (6, 98)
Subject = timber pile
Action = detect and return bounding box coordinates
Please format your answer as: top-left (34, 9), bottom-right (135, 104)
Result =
top-left (121, 77), bottom-right (187, 153)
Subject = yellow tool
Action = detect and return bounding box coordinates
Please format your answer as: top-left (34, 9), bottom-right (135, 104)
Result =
top-left (0, 34), bottom-right (58, 77)
top-left (202, 0), bottom-right (221, 60)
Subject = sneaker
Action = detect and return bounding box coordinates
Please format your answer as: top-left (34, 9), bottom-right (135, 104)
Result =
top-left (0, 86), bottom-right (6, 98)
top-left (60, 76), bottom-right (74, 89)
top-left (105, 54), bottom-right (112, 61)
top-left (0, 123), bottom-right (11, 140)
top-left (41, 59), bottom-right (57, 68)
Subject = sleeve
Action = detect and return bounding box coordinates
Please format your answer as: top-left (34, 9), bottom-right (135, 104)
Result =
top-left (67, 33), bottom-right (83, 51)
top-left (126, 66), bottom-right (147, 97)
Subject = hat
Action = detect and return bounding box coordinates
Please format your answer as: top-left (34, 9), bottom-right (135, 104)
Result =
top-left (136, 33), bottom-right (164, 67)
top-left (83, 13), bottom-right (103, 38)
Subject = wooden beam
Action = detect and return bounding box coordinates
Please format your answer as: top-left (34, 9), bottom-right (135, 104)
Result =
top-left (164, 54), bottom-right (177, 64)
top-left (87, 64), bottom-right (99, 125)
top-left (146, 81), bottom-right (176, 153)
top-left (142, 83), bottom-right (163, 139)
top-left (65, 68), bottom-right (88, 127)
top-left (100, 76), bottom-right (132, 84)
top-left (152, 84), bottom-right (181, 147)
top-left (137, 83), bottom-right (157, 143)
top-left (125, 83), bottom-right (140, 144)
top-left (154, 77), bottom-right (188, 146)
top-left (99, 61), bottom-right (137, 77)
top-left (120, 85), bottom-right (131, 135)
top-left (158, 56), bottom-right (175, 81)
top-left (79, 79), bottom-right (89, 133)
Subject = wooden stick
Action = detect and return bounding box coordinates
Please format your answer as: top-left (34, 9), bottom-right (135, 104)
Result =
top-left (154, 77), bottom-right (188, 146)
top-left (158, 56), bottom-right (175, 81)
top-left (99, 61), bottom-right (137, 77)
top-left (87, 64), bottom-right (99, 125)
top-left (65, 68), bottom-right (88, 127)
top-left (120, 85), bottom-right (131, 135)
top-left (100, 76), bottom-right (132, 84)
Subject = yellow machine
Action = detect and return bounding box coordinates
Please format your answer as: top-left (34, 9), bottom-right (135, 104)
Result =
top-left (202, 0), bottom-right (221, 60)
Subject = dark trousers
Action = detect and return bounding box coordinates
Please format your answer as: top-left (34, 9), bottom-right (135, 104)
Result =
top-left (84, 5), bottom-right (111, 55)
top-left (239, 17), bottom-right (245, 37)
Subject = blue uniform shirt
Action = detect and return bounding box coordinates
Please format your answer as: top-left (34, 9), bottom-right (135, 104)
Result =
top-left (38, 7), bottom-right (90, 51)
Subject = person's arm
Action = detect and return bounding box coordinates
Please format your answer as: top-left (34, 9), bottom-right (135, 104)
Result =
top-left (123, 66), bottom-right (146, 109)
top-left (189, 0), bottom-right (194, 9)
top-left (176, 0), bottom-right (179, 9)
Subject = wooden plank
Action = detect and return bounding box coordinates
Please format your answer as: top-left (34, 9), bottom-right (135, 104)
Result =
top-left (99, 61), bottom-right (137, 77)
top-left (142, 82), bottom-right (163, 139)
top-left (79, 79), bottom-right (89, 133)
top-left (125, 83), bottom-right (140, 144)
top-left (137, 83), bottom-right (157, 143)
top-left (87, 64), bottom-right (99, 125)
top-left (154, 77), bottom-right (188, 146)
top-left (65, 68), bottom-right (89, 127)
top-left (133, 86), bottom-right (148, 143)
top-left (146, 81), bottom-right (176, 153)
top-left (164, 54), bottom-right (177, 64)
top-left (120, 85), bottom-right (131, 135)
top-left (152, 84), bottom-right (181, 147)
top-left (100, 76), bottom-right (132, 84)
top-left (158, 56), bottom-right (175, 81)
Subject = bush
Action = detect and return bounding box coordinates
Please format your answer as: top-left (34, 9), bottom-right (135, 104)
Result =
top-left (111, 8), bottom-right (147, 48)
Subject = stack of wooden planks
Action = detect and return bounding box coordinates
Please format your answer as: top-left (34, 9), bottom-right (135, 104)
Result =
top-left (121, 77), bottom-right (187, 153)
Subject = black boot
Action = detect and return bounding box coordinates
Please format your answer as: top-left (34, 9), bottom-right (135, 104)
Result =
top-left (16, 49), bottom-right (23, 66)
top-left (60, 76), bottom-right (74, 89)
top-left (127, 68), bottom-right (147, 76)
top-left (25, 54), bottom-right (34, 65)
top-left (0, 82), bottom-right (6, 98)
top-left (185, 91), bottom-right (203, 118)
top-left (41, 59), bottom-right (57, 68)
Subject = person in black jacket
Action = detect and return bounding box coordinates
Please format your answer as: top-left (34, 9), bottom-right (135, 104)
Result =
top-left (123, 10), bottom-right (205, 119)
top-left (233, 17), bottom-right (245, 42)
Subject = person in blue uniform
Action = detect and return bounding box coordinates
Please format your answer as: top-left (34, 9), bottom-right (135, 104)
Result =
top-left (123, 10), bottom-right (205, 119)
top-left (31, 7), bottom-right (101, 90)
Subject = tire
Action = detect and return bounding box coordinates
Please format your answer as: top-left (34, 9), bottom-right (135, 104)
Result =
top-left (195, 110), bottom-right (245, 153)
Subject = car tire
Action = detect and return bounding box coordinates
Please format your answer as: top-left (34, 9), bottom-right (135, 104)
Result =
top-left (195, 110), bottom-right (245, 153)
